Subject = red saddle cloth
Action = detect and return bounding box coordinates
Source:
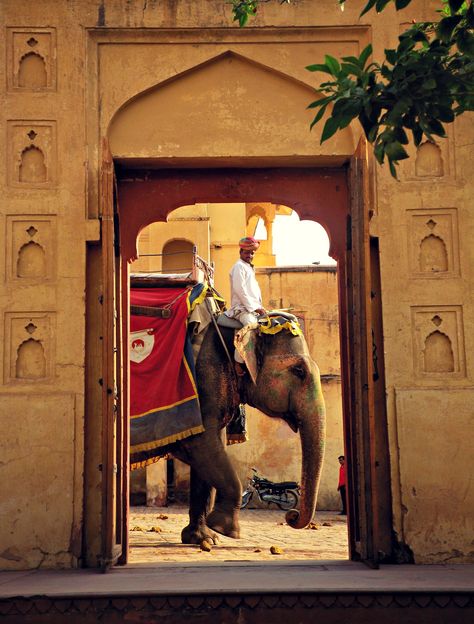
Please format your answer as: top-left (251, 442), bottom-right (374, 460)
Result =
top-left (129, 286), bottom-right (204, 469)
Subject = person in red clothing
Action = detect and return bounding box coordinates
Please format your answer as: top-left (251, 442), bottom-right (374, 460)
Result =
top-left (337, 455), bottom-right (347, 515)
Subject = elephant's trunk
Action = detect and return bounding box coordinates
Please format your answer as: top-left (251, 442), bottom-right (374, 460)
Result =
top-left (286, 376), bottom-right (326, 529)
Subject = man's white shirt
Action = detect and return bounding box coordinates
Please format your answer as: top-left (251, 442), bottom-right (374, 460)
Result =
top-left (225, 259), bottom-right (262, 317)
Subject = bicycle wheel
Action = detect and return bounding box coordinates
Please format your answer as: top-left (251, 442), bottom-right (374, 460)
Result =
top-left (276, 490), bottom-right (298, 511)
top-left (241, 491), bottom-right (253, 509)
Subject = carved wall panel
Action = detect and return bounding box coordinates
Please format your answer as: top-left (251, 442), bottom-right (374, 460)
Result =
top-left (7, 121), bottom-right (57, 188)
top-left (407, 209), bottom-right (460, 278)
top-left (3, 313), bottom-right (55, 384)
top-left (399, 137), bottom-right (454, 181)
top-left (5, 216), bottom-right (56, 282)
top-left (411, 306), bottom-right (465, 378)
top-left (6, 28), bottom-right (56, 91)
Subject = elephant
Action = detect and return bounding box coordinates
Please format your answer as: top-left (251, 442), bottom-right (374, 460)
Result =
top-left (131, 307), bottom-right (326, 547)
top-left (131, 298), bottom-right (325, 544)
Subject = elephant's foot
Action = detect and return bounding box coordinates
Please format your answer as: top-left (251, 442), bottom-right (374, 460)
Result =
top-left (206, 508), bottom-right (240, 539)
top-left (181, 523), bottom-right (220, 546)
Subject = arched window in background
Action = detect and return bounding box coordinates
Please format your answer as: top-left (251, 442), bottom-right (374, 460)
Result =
top-left (162, 239), bottom-right (194, 274)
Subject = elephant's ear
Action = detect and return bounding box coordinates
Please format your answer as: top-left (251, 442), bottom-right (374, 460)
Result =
top-left (234, 323), bottom-right (259, 384)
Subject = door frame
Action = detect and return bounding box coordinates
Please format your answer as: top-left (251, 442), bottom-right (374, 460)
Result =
top-left (97, 162), bottom-right (391, 566)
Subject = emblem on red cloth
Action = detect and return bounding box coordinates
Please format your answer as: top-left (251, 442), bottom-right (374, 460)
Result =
top-left (130, 329), bottom-right (155, 364)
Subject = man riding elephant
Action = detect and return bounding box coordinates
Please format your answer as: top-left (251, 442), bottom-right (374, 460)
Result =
top-left (224, 236), bottom-right (266, 377)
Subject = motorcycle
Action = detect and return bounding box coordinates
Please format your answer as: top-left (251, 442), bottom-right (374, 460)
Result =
top-left (240, 467), bottom-right (300, 511)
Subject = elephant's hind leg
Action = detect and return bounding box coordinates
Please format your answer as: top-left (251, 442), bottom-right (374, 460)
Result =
top-left (181, 430), bottom-right (242, 539)
top-left (181, 468), bottom-right (220, 546)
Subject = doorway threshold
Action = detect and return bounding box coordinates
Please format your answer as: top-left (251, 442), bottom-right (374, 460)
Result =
top-left (1, 562), bottom-right (473, 624)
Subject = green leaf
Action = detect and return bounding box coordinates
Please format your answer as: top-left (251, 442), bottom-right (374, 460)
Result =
top-left (374, 142), bottom-right (385, 164)
top-left (307, 95), bottom-right (334, 109)
top-left (397, 36), bottom-right (416, 54)
top-left (375, 0), bottom-right (391, 13)
top-left (368, 124), bottom-right (379, 142)
top-left (390, 97), bottom-right (411, 118)
top-left (385, 48), bottom-right (398, 65)
top-left (359, 110), bottom-right (375, 138)
top-left (325, 55), bottom-right (341, 76)
top-left (359, 44), bottom-right (373, 69)
top-left (412, 126), bottom-right (423, 146)
top-left (411, 29), bottom-right (429, 43)
top-left (341, 55), bottom-right (362, 66)
top-left (422, 78), bottom-right (437, 89)
top-left (427, 119), bottom-right (446, 137)
top-left (393, 127), bottom-right (409, 144)
top-left (448, 0), bottom-right (464, 13)
top-left (437, 15), bottom-right (463, 41)
top-left (337, 114), bottom-right (354, 129)
top-left (341, 62), bottom-right (362, 77)
top-left (306, 63), bottom-right (333, 75)
top-left (467, 4), bottom-right (474, 27)
top-left (395, 0), bottom-right (412, 10)
top-left (360, 0), bottom-right (377, 17)
top-left (385, 141), bottom-right (409, 160)
top-left (388, 159), bottom-right (398, 179)
top-left (436, 106), bottom-right (455, 123)
top-left (456, 30), bottom-right (474, 56)
top-left (320, 116), bottom-right (340, 143)
top-left (310, 104), bottom-right (328, 129)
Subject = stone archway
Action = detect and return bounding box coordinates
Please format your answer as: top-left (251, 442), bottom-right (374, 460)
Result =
top-left (93, 48), bottom-right (391, 568)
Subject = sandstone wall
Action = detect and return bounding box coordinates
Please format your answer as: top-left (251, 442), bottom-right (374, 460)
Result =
top-left (1, 0), bottom-right (472, 568)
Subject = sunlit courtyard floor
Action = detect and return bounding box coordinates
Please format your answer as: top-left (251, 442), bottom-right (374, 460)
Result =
top-left (129, 504), bottom-right (349, 563)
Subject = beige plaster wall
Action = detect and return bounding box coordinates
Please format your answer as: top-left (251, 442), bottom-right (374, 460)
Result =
top-left (374, 120), bottom-right (474, 561)
top-left (367, 5), bottom-right (474, 563)
top-left (1, 1), bottom-right (92, 570)
top-left (1, 0), bottom-right (473, 568)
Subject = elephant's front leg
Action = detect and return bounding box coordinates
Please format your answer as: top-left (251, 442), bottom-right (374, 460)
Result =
top-left (181, 468), bottom-right (220, 546)
top-left (181, 428), bottom-right (242, 539)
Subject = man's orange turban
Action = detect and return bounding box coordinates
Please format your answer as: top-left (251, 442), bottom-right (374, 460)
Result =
top-left (239, 237), bottom-right (260, 250)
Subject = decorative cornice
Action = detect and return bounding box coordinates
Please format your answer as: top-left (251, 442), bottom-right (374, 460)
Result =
top-left (1, 591), bottom-right (473, 619)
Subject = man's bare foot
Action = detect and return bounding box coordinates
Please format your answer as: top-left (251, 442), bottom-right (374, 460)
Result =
top-left (235, 362), bottom-right (247, 377)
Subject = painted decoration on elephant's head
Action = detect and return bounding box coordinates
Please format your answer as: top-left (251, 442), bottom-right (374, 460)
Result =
top-left (130, 329), bottom-right (155, 364)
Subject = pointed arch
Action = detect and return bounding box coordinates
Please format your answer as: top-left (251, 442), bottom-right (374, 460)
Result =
top-left (162, 239), bottom-right (194, 274)
top-left (18, 52), bottom-right (48, 88)
top-left (108, 51), bottom-right (355, 163)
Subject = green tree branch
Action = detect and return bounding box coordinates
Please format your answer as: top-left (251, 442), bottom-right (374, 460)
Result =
top-left (229, 0), bottom-right (474, 176)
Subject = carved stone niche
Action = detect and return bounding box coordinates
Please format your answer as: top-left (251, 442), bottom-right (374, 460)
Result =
top-left (7, 121), bottom-right (57, 188)
top-left (407, 208), bottom-right (460, 278)
top-left (399, 137), bottom-right (454, 181)
top-left (3, 313), bottom-right (55, 384)
top-left (5, 216), bottom-right (56, 282)
top-left (6, 28), bottom-right (56, 91)
top-left (411, 306), bottom-right (465, 378)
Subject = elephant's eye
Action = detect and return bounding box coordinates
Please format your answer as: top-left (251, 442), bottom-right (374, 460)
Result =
top-left (290, 364), bottom-right (306, 380)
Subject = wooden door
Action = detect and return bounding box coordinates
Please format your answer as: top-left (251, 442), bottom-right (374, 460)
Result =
top-left (99, 138), bottom-right (128, 570)
top-left (345, 136), bottom-right (379, 566)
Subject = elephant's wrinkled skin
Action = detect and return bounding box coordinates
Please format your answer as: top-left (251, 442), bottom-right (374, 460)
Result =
top-left (170, 322), bottom-right (326, 546)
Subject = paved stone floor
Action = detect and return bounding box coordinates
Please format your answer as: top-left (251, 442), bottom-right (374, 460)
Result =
top-left (129, 504), bottom-right (349, 563)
